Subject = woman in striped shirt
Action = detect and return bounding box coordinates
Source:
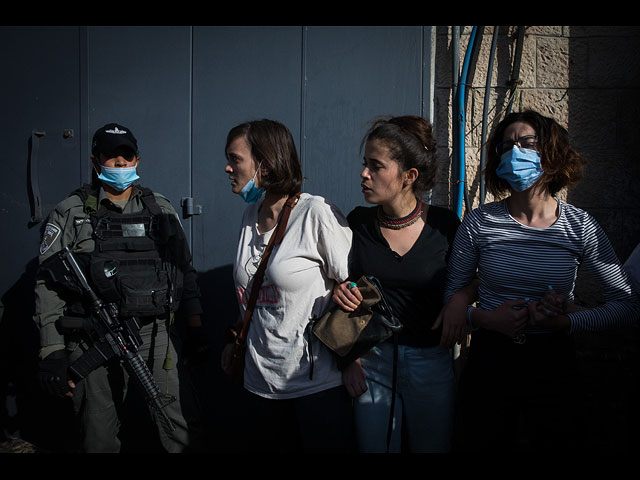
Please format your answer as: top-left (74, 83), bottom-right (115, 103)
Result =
top-left (442, 109), bottom-right (640, 452)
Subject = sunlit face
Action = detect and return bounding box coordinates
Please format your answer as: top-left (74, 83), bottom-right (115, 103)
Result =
top-left (225, 135), bottom-right (259, 195)
top-left (360, 139), bottom-right (405, 205)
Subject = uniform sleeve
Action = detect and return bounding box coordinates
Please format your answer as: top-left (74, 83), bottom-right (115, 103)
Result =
top-left (567, 215), bottom-right (640, 332)
top-left (154, 195), bottom-right (202, 318)
top-left (33, 207), bottom-right (72, 358)
top-left (317, 201), bottom-right (353, 284)
top-left (444, 210), bottom-right (480, 303)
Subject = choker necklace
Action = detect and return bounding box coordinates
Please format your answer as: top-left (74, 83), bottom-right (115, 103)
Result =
top-left (378, 199), bottom-right (423, 229)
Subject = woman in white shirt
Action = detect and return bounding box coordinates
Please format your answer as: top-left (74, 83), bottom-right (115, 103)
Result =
top-left (220, 119), bottom-right (354, 452)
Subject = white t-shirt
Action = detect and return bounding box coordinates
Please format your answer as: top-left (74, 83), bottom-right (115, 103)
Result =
top-left (233, 193), bottom-right (352, 399)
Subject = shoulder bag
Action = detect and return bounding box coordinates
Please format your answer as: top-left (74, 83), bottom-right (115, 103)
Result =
top-left (312, 274), bottom-right (402, 370)
top-left (312, 274), bottom-right (403, 452)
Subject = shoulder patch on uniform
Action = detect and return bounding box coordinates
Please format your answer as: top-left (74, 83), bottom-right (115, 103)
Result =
top-left (40, 223), bottom-right (61, 255)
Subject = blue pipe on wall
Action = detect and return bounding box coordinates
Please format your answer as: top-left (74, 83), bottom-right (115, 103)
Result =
top-left (455, 25), bottom-right (478, 219)
top-left (480, 26), bottom-right (499, 206)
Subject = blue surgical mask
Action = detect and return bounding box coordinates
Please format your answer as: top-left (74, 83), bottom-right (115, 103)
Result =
top-left (496, 146), bottom-right (543, 192)
top-left (240, 164), bottom-right (264, 204)
top-left (97, 165), bottom-right (140, 191)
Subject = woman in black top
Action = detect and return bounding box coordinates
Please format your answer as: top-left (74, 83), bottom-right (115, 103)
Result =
top-left (332, 115), bottom-right (466, 452)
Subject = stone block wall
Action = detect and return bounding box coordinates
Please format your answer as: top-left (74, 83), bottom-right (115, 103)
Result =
top-left (432, 25), bottom-right (640, 266)
top-left (432, 26), bottom-right (640, 452)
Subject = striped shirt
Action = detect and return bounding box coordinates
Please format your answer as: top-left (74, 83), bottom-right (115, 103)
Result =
top-left (444, 199), bottom-right (640, 334)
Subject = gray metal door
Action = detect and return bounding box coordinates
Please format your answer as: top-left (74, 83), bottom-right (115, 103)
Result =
top-left (0, 26), bottom-right (81, 297)
top-left (191, 26), bottom-right (430, 274)
top-left (191, 26), bottom-right (303, 272)
top-left (303, 26), bottom-right (426, 213)
top-left (0, 25), bottom-right (435, 451)
top-left (1, 25), bottom-right (435, 299)
top-left (86, 26), bottom-right (194, 243)
top-left (187, 26), bottom-right (433, 448)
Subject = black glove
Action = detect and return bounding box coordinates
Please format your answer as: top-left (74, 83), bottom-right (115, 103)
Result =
top-left (38, 350), bottom-right (71, 397)
top-left (182, 326), bottom-right (210, 366)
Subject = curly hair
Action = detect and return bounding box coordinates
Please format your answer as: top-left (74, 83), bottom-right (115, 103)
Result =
top-left (360, 115), bottom-right (438, 196)
top-left (485, 110), bottom-right (585, 198)
top-left (225, 119), bottom-right (302, 196)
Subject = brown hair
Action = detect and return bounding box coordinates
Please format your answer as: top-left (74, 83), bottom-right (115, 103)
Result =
top-left (360, 115), bottom-right (437, 196)
top-left (485, 110), bottom-right (585, 197)
top-left (225, 119), bottom-right (303, 196)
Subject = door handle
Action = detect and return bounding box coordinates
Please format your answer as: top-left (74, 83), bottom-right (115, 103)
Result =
top-left (28, 130), bottom-right (46, 227)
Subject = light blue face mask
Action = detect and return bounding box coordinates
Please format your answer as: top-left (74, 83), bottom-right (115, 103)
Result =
top-left (240, 163), bottom-right (264, 204)
top-left (496, 145), bottom-right (543, 192)
top-left (97, 165), bottom-right (140, 192)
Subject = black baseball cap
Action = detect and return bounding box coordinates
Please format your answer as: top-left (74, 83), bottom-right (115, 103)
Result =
top-left (92, 123), bottom-right (138, 157)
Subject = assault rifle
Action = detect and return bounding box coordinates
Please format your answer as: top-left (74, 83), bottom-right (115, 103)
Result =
top-left (52, 246), bottom-right (176, 431)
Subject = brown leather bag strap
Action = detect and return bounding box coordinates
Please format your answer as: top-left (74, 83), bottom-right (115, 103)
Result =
top-left (236, 193), bottom-right (301, 345)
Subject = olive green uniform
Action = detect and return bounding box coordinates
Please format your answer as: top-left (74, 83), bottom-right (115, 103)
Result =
top-left (34, 185), bottom-right (202, 452)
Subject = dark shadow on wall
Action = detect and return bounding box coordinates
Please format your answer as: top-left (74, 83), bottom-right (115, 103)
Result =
top-left (176, 264), bottom-right (255, 453)
top-left (0, 257), bottom-right (79, 453)
top-left (0, 259), bottom-right (255, 453)
top-left (565, 26), bottom-right (640, 455)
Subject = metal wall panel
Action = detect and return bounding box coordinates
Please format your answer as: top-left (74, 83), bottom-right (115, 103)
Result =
top-left (190, 25), bottom-right (428, 274)
top-left (0, 26), bottom-right (81, 296)
top-left (1, 24), bottom-right (435, 316)
top-left (189, 27), bottom-right (305, 439)
top-left (191, 26), bottom-right (303, 272)
top-left (303, 26), bottom-right (424, 215)
top-left (86, 26), bottom-right (193, 240)
top-left (0, 25), bottom-right (436, 451)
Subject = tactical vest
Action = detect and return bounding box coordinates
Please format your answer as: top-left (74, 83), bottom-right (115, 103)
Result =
top-left (75, 184), bottom-right (184, 318)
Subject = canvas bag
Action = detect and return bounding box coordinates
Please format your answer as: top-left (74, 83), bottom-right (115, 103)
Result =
top-left (312, 275), bottom-right (402, 370)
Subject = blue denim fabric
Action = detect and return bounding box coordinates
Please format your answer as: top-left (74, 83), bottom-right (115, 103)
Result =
top-left (354, 341), bottom-right (454, 453)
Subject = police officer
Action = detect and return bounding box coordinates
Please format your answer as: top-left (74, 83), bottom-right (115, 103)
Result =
top-left (33, 123), bottom-right (206, 453)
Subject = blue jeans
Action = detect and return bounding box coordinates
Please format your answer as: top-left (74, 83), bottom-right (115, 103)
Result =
top-left (355, 341), bottom-right (454, 453)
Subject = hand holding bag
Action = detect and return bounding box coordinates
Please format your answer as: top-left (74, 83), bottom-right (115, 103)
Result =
top-left (312, 275), bottom-right (402, 370)
top-left (227, 193), bottom-right (300, 385)
top-left (313, 274), bottom-right (403, 452)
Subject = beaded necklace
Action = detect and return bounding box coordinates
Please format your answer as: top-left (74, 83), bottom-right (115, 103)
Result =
top-left (377, 199), bottom-right (422, 230)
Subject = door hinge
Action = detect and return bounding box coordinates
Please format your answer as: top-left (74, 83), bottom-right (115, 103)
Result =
top-left (181, 197), bottom-right (202, 217)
